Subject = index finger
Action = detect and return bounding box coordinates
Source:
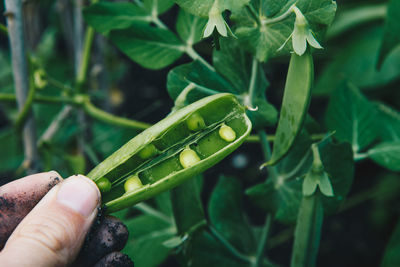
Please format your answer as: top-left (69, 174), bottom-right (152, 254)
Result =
top-left (0, 171), bottom-right (62, 249)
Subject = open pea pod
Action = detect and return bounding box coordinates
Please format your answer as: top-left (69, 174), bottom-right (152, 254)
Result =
top-left (87, 93), bottom-right (252, 213)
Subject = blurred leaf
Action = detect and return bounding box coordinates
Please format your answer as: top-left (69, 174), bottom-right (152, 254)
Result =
top-left (154, 191), bottom-right (174, 218)
top-left (167, 60), bottom-right (234, 102)
top-left (162, 236), bottom-right (184, 248)
top-left (367, 142), bottom-right (400, 172)
top-left (377, 0), bottom-right (400, 68)
top-left (375, 103), bottom-right (400, 142)
top-left (83, 2), bottom-right (150, 34)
top-left (190, 231), bottom-right (252, 267)
top-left (174, 0), bottom-right (250, 17)
top-left (143, 0), bottom-right (175, 14)
top-left (315, 26), bottom-right (400, 95)
top-left (176, 9), bottom-right (207, 45)
top-left (213, 38), bottom-right (268, 95)
top-left (209, 176), bottom-right (256, 253)
top-left (64, 154), bottom-right (86, 174)
top-left (171, 176), bottom-right (206, 235)
top-left (247, 133), bottom-right (313, 224)
top-left (381, 219), bottom-right (400, 267)
top-left (109, 24), bottom-right (184, 69)
top-left (269, 50), bottom-right (313, 165)
top-left (0, 129), bottom-right (23, 173)
top-left (123, 215), bottom-right (176, 267)
top-left (233, 0), bottom-right (336, 61)
top-left (247, 97), bottom-right (278, 129)
top-left (325, 83), bottom-right (379, 154)
top-left (318, 140), bottom-right (354, 213)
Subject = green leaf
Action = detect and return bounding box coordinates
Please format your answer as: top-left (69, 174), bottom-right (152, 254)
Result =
top-left (209, 176), bottom-right (256, 253)
top-left (174, 0), bottom-right (250, 17)
top-left (176, 9), bottom-right (207, 45)
top-left (381, 219), bottom-right (400, 267)
top-left (123, 215), bottom-right (176, 267)
top-left (377, 0), bottom-right (400, 68)
top-left (190, 231), bottom-right (251, 267)
top-left (325, 83), bottom-right (379, 153)
top-left (83, 2), bottom-right (150, 34)
top-left (170, 176), bottom-right (206, 235)
top-left (233, 0), bottom-right (336, 61)
top-left (318, 140), bottom-right (354, 213)
top-left (213, 38), bottom-right (267, 94)
top-left (247, 132), bottom-right (313, 224)
top-left (0, 129), bottom-right (23, 173)
top-left (109, 24), bottom-right (184, 69)
top-left (246, 97), bottom-right (278, 129)
top-left (143, 0), bottom-right (175, 14)
top-left (315, 26), bottom-right (400, 95)
top-left (367, 142), bottom-right (400, 172)
top-left (375, 103), bottom-right (400, 142)
top-left (269, 49), bottom-right (313, 165)
top-left (167, 61), bottom-right (234, 102)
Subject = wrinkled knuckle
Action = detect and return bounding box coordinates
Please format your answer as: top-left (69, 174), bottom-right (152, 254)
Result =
top-left (16, 213), bottom-right (75, 254)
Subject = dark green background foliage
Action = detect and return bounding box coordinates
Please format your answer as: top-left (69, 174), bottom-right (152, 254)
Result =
top-left (1, 0), bottom-right (400, 266)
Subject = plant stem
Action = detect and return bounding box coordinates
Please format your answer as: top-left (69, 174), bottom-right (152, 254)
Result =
top-left (247, 58), bottom-right (258, 107)
top-left (38, 105), bottom-right (74, 147)
top-left (83, 99), bottom-right (151, 130)
top-left (4, 0), bottom-right (39, 173)
top-left (262, 4), bottom-right (295, 25)
top-left (15, 78), bottom-right (36, 131)
top-left (290, 194), bottom-right (323, 267)
top-left (209, 225), bottom-right (252, 263)
top-left (135, 203), bottom-right (173, 224)
top-left (246, 4), bottom-right (260, 26)
top-left (254, 214), bottom-right (272, 267)
top-left (185, 46), bottom-right (215, 71)
top-left (0, 23), bottom-right (8, 35)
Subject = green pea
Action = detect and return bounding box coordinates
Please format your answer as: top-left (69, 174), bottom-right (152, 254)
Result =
top-left (87, 93), bottom-right (252, 213)
top-left (219, 124), bottom-right (236, 142)
top-left (186, 113), bottom-right (206, 131)
top-left (138, 143), bottom-right (158, 160)
top-left (124, 175), bottom-right (143, 192)
top-left (179, 147), bottom-right (201, 168)
top-left (96, 177), bottom-right (112, 193)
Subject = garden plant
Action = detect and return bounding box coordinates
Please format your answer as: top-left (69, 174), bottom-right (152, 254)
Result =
top-left (1, 0), bottom-right (400, 266)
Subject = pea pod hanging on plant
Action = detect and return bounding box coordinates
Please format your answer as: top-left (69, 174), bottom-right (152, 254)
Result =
top-left (88, 93), bottom-right (252, 213)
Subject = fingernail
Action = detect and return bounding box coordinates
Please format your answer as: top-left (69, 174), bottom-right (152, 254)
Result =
top-left (57, 175), bottom-right (100, 217)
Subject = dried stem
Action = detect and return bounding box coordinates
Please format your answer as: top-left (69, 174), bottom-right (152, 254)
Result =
top-left (4, 0), bottom-right (39, 173)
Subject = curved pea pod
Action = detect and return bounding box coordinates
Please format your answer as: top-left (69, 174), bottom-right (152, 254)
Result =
top-left (87, 93), bottom-right (252, 213)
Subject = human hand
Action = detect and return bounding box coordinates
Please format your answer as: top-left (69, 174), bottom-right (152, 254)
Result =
top-left (0, 172), bottom-right (133, 266)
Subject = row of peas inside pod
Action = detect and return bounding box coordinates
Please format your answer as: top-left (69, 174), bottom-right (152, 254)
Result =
top-left (87, 94), bottom-right (252, 213)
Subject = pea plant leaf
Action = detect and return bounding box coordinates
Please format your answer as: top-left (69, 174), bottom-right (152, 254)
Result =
top-left (314, 26), bottom-right (400, 96)
top-left (143, 0), bottom-right (175, 14)
top-left (377, 0), bottom-right (400, 69)
top-left (109, 24), bottom-right (185, 69)
top-left (170, 175), bottom-right (206, 235)
top-left (325, 83), bottom-right (380, 156)
top-left (213, 38), bottom-right (268, 95)
top-left (167, 40), bottom-right (278, 128)
top-left (123, 214), bottom-right (176, 267)
top-left (83, 2), bottom-right (151, 34)
top-left (176, 9), bottom-right (207, 46)
top-left (268, 49), bottom-right (313, 165)
top-left (233, 0), bottom-right (336, 61)
top-left (0, 129), bottom-right (23, 173)
top-left (381, 219), bottom-right (400, 267)
top-left (246, 133), bottom-right (313, 224)
top-left (247, 134), bottom-right (354, 224)
top-left (375, 103), bottom-right (400, 142)
top-left (367, 142), bottom-right (400, 172)
top-left (174, 0), bottom-right (250, 17)
top-left (209, 176), bottom-right (256, 254)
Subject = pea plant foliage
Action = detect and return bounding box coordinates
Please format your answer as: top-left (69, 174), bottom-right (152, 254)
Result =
top-left (1, 0), bottom-right (400, 266)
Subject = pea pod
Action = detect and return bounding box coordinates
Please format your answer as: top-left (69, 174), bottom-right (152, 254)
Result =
top-left (88, 93), bottom-right (252, 213)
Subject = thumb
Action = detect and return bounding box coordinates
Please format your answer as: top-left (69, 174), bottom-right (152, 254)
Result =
top-left (0, 175), bottom-right (101, 267)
